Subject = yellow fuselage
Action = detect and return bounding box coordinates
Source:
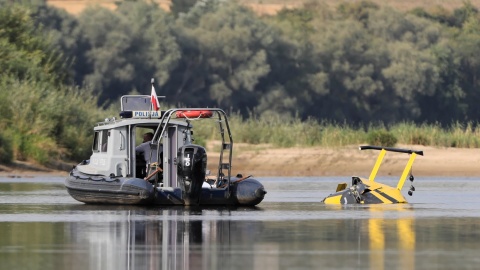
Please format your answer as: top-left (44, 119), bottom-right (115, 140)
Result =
top-left (322, 178), bottom-right (407, 205)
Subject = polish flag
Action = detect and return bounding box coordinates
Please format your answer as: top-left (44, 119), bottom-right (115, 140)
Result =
top-left (151, 85), bottom-right (160, 111)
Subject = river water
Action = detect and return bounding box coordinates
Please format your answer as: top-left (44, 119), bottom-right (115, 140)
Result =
top-left (1, 176), bottom-right (479, 270)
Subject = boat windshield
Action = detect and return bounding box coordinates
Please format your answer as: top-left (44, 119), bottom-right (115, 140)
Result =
top-left (121, 95), bottom-right (151, 111)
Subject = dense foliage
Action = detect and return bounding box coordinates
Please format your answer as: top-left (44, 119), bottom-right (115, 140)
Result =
top-left (0, 1), bottom-right (111, 165)
top-left (2, 0), bottom-right (480, 166)
top-left (48, 0), bottom-right (479, 125)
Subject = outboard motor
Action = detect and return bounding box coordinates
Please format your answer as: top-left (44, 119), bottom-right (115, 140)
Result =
top-left (177, 144), bottom-right (207, 205)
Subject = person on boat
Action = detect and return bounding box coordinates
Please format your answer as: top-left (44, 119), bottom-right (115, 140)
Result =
top-left (136, 132), bottom-right (163, 179)
top-left (135, 132), bottom-right (160, 164)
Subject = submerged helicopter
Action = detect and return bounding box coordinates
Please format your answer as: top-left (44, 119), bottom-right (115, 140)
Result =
top-left (321, 145), bottom-right (423, 205)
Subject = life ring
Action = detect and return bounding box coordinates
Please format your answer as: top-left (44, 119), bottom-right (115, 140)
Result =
top-left (176, 110), bottom-right (213, 118)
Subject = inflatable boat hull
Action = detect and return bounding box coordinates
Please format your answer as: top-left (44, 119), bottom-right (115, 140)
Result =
top-left (65, 169), bottom-right (155, 205)
top-left (65, 168), bottom-right (266, 206)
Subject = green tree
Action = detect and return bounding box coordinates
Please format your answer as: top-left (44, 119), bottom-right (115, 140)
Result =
top-left (169, 0), bottom-right (272, 111)
top-left (0, 3), bottom-right (70, 85)
top-left (78, 0), bottom-right (180, 104)
top-left (170, 0), bottom-right (198, 16)
top-left (452, 10), bottom-right (480, 121)
top-left (337, 0), bottom-right (379, 26)
top-left (254, 2), bottom-right (329, 119)
top-left (306, 17), bottom-right (389, 123)
top-left (28, 0), bottom-right (90, 85)
top-left (417, 44), bottom-right (465, 123)
top-left (0, 2), bottom-right (107, 164)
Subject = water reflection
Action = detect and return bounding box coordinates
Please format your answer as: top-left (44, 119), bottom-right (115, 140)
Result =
top-left (366, 205), bottom-right (415, 270)
top-left (65, 207), bottom-right (263, 270)
top-left (63, 205), bottom-right (420, 270)
top-left (2, 177), bottom-right (480, 269)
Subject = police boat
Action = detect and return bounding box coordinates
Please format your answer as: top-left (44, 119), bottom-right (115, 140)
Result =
top-left (321, 145), bottom-right (423, 205)
top-left (64, 81), bottom-right (266, 206)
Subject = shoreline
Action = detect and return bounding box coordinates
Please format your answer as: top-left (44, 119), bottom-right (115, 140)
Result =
top-left (1, 145), bottom-right (480, 178)
top-left (226, 144), bottom-right (480, 178)
top-left (0, 161), bottom-right (70, 178)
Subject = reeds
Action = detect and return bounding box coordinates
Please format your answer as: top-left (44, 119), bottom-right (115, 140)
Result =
top-left (195, 113), bottom-right (480, 149)
top-left (390, 122), bottom-right (480, 148)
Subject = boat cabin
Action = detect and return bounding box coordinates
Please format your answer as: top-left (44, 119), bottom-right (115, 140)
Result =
top-left (78, 95), bottom-right (233, 190)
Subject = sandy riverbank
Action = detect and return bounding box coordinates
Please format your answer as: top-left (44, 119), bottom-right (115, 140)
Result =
top-left (224, 144), bottom-right (480, 177)
top-left (1, 144), bottom-right (479, 178)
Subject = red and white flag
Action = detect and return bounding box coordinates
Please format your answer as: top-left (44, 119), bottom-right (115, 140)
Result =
top-left (151, 85), bottom-right (160, 111)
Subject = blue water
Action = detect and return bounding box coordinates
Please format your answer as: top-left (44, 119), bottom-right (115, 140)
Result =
top-left (1, 176), bottom-right (480, 269)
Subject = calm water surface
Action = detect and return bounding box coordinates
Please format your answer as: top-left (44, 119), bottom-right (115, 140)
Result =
top-left (1, 176), bottom-right (480, 270)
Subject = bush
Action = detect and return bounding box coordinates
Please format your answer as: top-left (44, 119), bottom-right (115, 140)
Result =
top-left (366, 130), bottom-right (397, 147)
top-left (0, 133), bottom-right (13, 164)
top-left (410, 134), bottom-right (429, 145)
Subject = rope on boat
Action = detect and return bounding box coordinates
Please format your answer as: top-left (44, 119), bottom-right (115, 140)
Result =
top-left (144, 165), bottom-right (163, 181)
top-left (234, 174), bottom-right (253, 183)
